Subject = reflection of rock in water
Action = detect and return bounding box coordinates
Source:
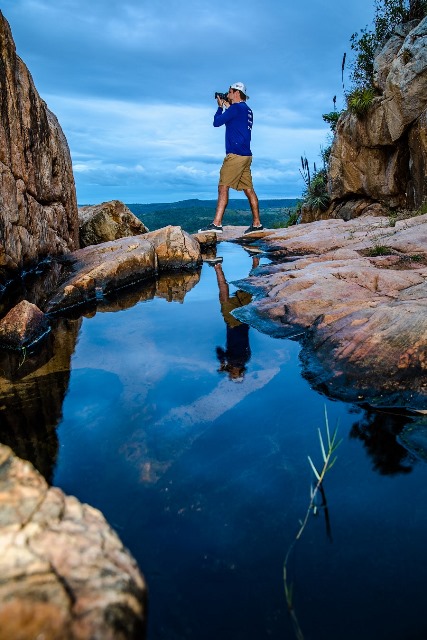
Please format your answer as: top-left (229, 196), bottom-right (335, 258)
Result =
top-left (350, 407), bottom-right (416, 475)
top-left (75, 270), bottom-right (201, 315)
top-left (155, 270), bottom-right (201, 303)
top-left (0, 318), bottom-right (81, 482)
top-left (0, 260), bottom-right (64, 318)
top-left (398, 417), bottom-right (427, 463)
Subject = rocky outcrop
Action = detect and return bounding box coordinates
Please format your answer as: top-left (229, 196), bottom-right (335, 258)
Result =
top-left (0, 12), bottom-right (79, 284)
top-left (0, 444), bottom-right (146, 639)
top-left (79, 200), bottom-right (148, 248)
top-left (327, 16), bottom-right (427, 217)
top-left (45, 226), bottom-right (201, 313)
top-left (236, 214), bottom-right (427, 410)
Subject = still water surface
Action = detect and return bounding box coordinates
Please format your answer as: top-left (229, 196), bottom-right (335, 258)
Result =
top-left (43, 243), bottom-right (427, 639)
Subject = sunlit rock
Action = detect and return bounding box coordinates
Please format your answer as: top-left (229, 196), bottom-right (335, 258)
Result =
top-left (144, 225), bottom-right (202, 270)
top-left (45, 237), bottom-right (158, 312)
top-left (44, 227), bottom-right (201, 312)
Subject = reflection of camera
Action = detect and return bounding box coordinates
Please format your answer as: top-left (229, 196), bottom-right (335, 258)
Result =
top-left (215, 92), bottom-right (228, 101)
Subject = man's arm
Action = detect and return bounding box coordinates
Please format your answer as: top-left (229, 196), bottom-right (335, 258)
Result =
top-left (213, 104), bottom-right (235, 128)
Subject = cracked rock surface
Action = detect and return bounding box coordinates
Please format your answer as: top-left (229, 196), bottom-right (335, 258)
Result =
top-left (0, 11), bottom-right (78, 283)
top-left (0, 444), bottom-right (147, 640)
top-left (234, 214), bottom-right (427, 409)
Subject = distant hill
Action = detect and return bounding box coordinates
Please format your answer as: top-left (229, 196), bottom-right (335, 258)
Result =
top-left (127, 198), bottom-right (298, 233)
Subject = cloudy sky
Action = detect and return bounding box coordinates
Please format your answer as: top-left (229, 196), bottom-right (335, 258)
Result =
top-left (3, 0), bottom-right (375, 204)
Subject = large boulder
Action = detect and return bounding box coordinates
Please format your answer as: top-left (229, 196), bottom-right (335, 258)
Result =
top-left (0, 300), bottom-right (49, 348)
top-left (328, 16), bottom-right (427, 215)
top-left (0, 444), bottom-right (146, 639)
top-left (78, 200), bottom-right (148, 248)
top-left (45, 226), bottom-right (202, 313)
top-left (144, 225), bottom-right (202, 270)
top-left (0, 12), bottom-right (78, 283)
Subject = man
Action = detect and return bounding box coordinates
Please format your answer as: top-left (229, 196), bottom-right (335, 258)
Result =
top-left (199, 82), bottom-right (263, 235)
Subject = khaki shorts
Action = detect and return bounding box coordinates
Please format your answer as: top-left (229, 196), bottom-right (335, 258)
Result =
top-left (219, 153), bottom-right (253, 191)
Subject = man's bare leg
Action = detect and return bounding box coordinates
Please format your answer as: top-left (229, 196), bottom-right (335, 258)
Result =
top-left (213, 185), bottom-right (229, 226)
top-left (243, 188), bottom-right (262, 227)
top-left (213, 263), bottom-right (229, 304)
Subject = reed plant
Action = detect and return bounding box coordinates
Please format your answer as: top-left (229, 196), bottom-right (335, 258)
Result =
top-left (283, 407), bottom-right (341, 640)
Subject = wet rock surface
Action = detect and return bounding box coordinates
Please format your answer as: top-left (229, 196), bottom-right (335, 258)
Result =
top-left (234, 214), bottom-right (427, 410)
top-left (0, 444), bottom-right (147, 640)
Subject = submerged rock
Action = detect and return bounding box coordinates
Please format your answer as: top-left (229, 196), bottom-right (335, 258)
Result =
top-left (0, 444), bottom-right (147, 639)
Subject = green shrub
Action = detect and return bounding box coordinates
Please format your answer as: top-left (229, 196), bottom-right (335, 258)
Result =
top-left (346, 86), bottom-right (376, 116)
top-left (367, 243), bottom-right (394, 256)
top-left (322, 110), bottom-right (344, 133)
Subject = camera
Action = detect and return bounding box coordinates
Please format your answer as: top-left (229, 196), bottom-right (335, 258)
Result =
top-left (215, 92), bottom-right (228, 101)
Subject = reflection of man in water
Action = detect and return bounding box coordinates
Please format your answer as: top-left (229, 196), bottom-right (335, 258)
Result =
top-left (210, 259), bottom-right (252, 380)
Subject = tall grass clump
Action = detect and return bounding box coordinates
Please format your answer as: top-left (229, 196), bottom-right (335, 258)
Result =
top-left (283, 408), bottom-right (341, 640)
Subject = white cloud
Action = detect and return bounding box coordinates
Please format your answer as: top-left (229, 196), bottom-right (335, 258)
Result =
top-left (2, 0), bottom-right (376, 202)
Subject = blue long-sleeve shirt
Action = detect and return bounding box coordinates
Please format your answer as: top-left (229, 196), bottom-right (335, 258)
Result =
top-left (213, 102), bottom-right (253, 156)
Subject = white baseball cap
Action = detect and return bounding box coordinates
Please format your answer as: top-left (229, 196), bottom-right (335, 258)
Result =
top-left (230, 82), bottom-right (249, 98)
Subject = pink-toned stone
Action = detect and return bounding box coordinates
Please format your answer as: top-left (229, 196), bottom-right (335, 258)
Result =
top-left (0, 300), bottom-right (49, 348)
top-left (235, 213), bottom-right (427, 408)
top-left (45, 227), bottom-right (202, 312)
top-left (0, 444), bottom-right (146, 639)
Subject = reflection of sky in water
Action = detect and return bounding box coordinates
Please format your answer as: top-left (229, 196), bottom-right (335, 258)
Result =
top-left (53, 243), bottom-right (427, 640)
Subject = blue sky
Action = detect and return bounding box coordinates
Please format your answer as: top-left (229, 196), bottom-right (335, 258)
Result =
top-left (3, 0), bottom-right (375, 204)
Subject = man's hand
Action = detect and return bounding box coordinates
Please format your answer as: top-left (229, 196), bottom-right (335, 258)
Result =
top-left (217, 96), bottom-right (230, 109)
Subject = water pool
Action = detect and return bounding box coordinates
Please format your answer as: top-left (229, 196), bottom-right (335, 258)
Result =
top-left (3, 242), bottom-right (427, 639)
